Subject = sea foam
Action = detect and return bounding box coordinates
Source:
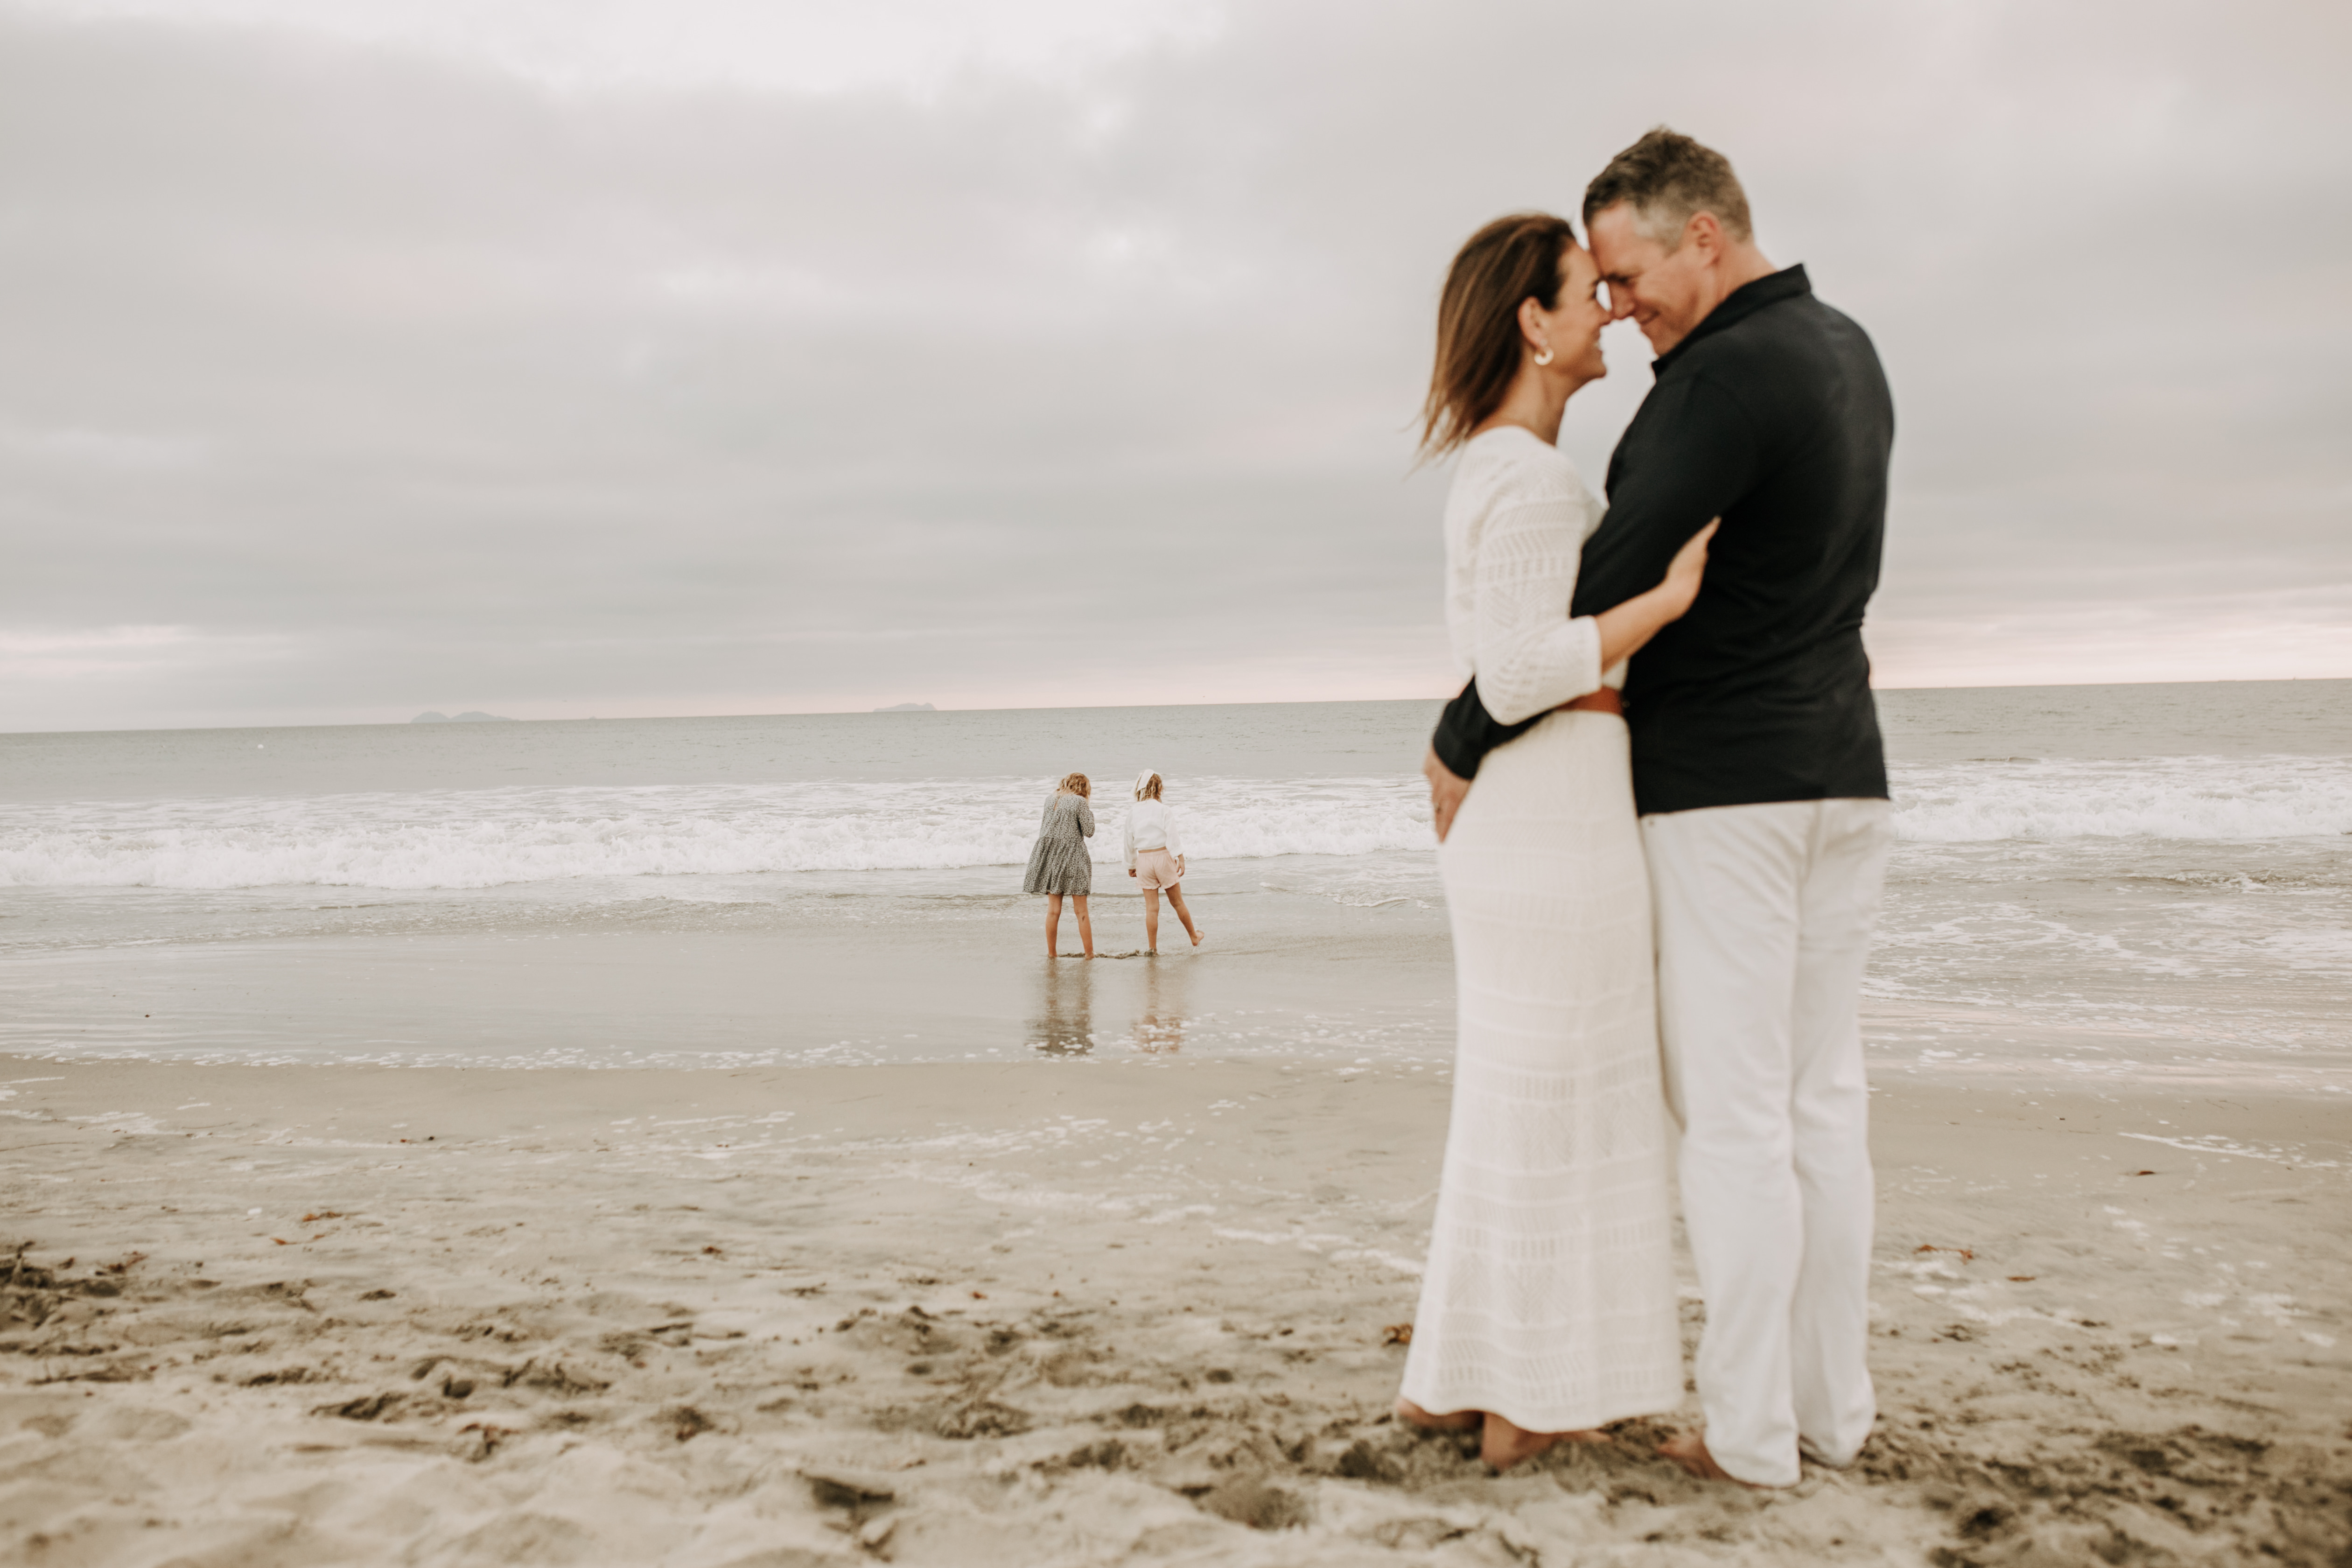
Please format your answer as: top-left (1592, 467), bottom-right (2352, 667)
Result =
top-left (2, 756), bottom-right (2343, 891)
top-left (1889, 756), bottom-right (2351, 844)
top-left (0, 777), bottom-right (1431, 890)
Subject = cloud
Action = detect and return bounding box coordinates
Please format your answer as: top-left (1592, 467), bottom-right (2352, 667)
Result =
top-left (20, 0), bottom-right (1230, 96)
top-left (0, 0), bottom-right (2346, 732)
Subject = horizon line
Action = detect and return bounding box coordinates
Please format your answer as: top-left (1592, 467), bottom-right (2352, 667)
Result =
top-left (4, 673), bottom-right (2346, 740)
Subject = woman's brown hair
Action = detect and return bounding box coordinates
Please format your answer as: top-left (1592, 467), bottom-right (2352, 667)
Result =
top-left (1417, 212), bottom-right (1577, 458)
top-left (1058, 772), bottom-right (1090, 797)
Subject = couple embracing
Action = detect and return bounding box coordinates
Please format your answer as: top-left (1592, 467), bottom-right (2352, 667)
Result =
top-left (1396, 128), bottom-right (1896, 1488)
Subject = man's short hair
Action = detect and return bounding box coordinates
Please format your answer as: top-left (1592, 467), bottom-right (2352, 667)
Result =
top-left (1582, 127), bottom-right (1752, 247)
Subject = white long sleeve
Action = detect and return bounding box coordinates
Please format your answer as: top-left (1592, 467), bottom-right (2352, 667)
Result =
top-left (1443, 427), bottom-right (1610, 725)
top-left (1124, 799), bottom-right (1180, 868)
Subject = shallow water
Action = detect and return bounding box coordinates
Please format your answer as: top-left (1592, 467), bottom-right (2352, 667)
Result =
top-left (2, 681), bottom-right (2346, 1091)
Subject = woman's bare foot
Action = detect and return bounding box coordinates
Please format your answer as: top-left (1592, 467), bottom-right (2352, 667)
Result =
top-left (1190, 927), bottom-right (1205, 947)
top-left (1658, 1429), bottom-right (1764, 1485)
top-left (1394, 1398), bottom-right (1479, 1432)
top-left (1481, 1413), bottom-right (1606, 1469)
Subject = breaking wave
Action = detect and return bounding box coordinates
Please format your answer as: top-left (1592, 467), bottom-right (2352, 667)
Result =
top-left (1889, 756), bottom-right (2351, 843)
top-left (3, 755), bottom-right (2344, 890)
top-left (0, 777), bottom-right (1431, 890)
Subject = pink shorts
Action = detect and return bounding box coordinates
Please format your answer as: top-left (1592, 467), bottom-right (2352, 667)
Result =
top-left (1133, 848), bottom-right (1183, 889)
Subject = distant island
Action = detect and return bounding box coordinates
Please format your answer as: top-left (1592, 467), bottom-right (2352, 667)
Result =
top-left (873, 702), bottom-right (936, 713)
top-left (411, 711), bottom-right (516, 723)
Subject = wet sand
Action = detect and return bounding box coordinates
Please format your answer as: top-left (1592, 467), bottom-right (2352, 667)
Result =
top-left (3, 1056), bottom-right (2348, 1566)
top-left (0, 875), bottom-right (1457, 1070)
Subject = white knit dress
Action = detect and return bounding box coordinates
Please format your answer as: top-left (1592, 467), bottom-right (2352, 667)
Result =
top-left (1398, 426), bottom-right (1682, 1433)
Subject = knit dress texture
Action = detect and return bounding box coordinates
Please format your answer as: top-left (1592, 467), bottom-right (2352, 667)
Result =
top-left (1022, 793), bottom-right (1095, 896)
top-left (1396, 426), bottom-right (1682, 1432)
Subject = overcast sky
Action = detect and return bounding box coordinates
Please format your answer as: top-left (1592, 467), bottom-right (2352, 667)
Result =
top-left (3, 0), bottom-right (2347, 732)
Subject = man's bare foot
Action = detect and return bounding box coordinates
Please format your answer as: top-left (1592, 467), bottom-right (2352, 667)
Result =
top-left (1481, 1414), bottom-right (1606, 1469)
top-left (1659, 1429), bottom-right (1765, 1486)
top-left (1394, 1398), bottom-right (1479, 1432)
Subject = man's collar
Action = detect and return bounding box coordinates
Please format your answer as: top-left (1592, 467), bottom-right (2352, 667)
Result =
top-left (1653, 263), bottom-right (1810, 374)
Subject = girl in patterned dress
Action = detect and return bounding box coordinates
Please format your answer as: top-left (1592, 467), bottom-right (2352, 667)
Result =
top-left (1022, 772), bottom-right (1096, 958)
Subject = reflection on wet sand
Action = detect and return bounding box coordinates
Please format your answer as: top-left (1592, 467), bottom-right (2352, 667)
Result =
top-left (1131, 957), bottom-right (1194, 1054)
top-left (1027, 959), bottom-right (1097, 1055)
top-left (1027, 955), bottom-right (1206, 1056)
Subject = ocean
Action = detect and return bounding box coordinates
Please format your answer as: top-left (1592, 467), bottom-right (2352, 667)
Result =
top-left (2, 681), bottom-right (2346, 1093)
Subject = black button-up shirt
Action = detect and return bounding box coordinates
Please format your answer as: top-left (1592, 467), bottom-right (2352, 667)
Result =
top-left (1431, 264), bottom-right (1894, 817)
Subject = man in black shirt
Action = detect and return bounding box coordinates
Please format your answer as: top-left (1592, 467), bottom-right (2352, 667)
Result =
top-left (1425, 130), bottom-right (1896, 1489)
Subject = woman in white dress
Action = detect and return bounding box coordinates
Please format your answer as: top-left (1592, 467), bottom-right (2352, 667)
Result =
top-left (1395, 212), bottom-right (1717, 1469)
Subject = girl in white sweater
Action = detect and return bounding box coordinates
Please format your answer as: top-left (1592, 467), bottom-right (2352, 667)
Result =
top-left (1123, 770), bottom-right (1203, 954)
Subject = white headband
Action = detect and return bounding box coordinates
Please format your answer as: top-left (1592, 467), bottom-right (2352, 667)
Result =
top-left (1134, 770), bottom-right (1159, 800)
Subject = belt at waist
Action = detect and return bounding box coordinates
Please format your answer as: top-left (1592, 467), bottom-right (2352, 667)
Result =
top-left (1554, 689), bottom-right (1623, 717)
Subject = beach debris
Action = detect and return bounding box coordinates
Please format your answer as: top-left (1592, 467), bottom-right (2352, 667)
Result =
top-left (501, 1358), bottom-right (610, 1397)
top-left (300, 1211), bottom-right (344, 1223)
top-left (662, 1404), bottom-right (714, 1442)
top-left (455, 1422), bottom-right (515, 1462)
top-left (805, 1468), bottom-right (896, 1509)
top-left (1383, 1323), bottom-right (1414, 1346)
top-left (701, 1245), bottom-right (724, 1257)
top-left (2132, 1170), bottom-right (2157, 1176)
top-left (239, 1366), bottom-right (320, 1386)
top-left (1048, 1439), bottom-right (1138, 1477)
top-left (2009, 1275), bottom-right (2037, 1282)
top-left (1915, 1245), bottom-right (1974, 1262)
top-left (857, 1515), bottom-right (897, 1552)
top-left (936, 1400), bottom-right (1033, 1440)
top-left (360, 1289), bottom-right (396, 1301)
top-left (316, 1392), bottom-right (403, 1421)
top-left (970, 1290), bottom-right (987, 1300)
top-left (96, 1252), bottom-right (146, 1276)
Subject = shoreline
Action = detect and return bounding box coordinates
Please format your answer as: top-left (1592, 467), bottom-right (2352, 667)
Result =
top-left (4, 1055), bottom-right (2347, 1565)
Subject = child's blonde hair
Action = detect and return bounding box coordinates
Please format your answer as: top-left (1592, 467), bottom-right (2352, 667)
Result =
top-left (1058, 772), bottom-right (1091, 797)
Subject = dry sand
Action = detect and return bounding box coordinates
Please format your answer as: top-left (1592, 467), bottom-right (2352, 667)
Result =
top-left (2, 1055), bottom-right (2347, 1567)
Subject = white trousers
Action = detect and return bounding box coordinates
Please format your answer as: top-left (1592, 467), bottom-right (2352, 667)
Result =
top-left (1641, 798), bottom-right (1892, 1487)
